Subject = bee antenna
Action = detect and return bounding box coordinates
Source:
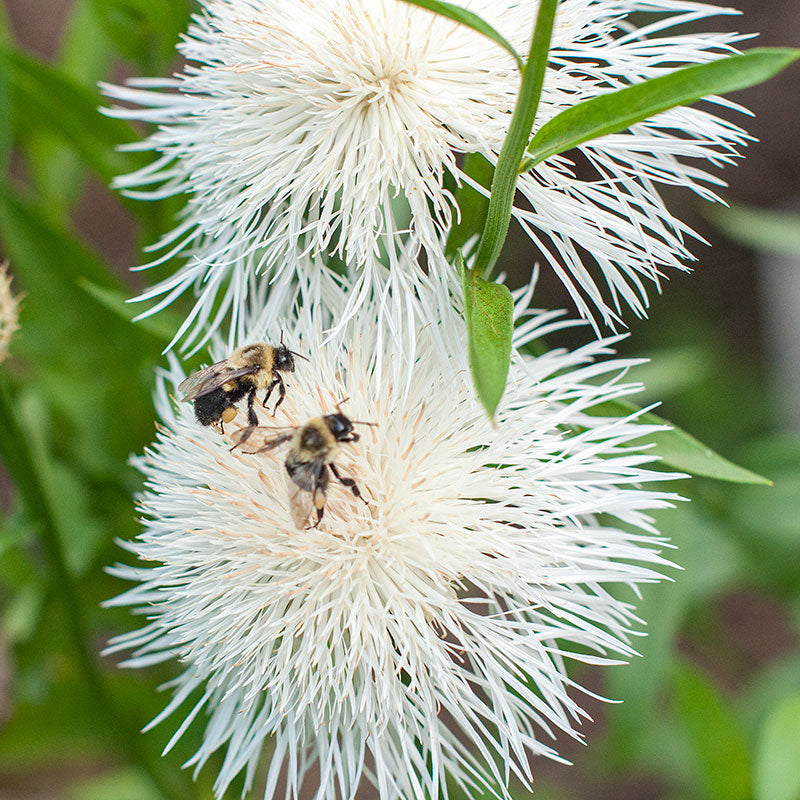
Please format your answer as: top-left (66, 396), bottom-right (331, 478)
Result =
top-left (335, 397), bottom-right (350, 413)
top-left (351, 420), bottom-right (378, 427)
top-left (280, 329), bottom-right (285, 346)
top-left (289, 350), bottom-right (309, 361)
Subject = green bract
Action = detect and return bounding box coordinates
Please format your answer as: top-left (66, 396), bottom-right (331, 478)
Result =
top-left (459, 253), bottom-right (514, 420)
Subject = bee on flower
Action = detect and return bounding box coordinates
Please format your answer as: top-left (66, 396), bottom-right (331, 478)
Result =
top-left (107, 280), bottom-right (680, 800)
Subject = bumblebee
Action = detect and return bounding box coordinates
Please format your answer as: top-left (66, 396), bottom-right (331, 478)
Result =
top-left (178, 340), bottom-right (301, 431)
top-left (231, 410), bottom-right (371, 529)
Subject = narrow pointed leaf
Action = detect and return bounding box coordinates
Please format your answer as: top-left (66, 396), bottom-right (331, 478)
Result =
top-left (460, 253), bottom-right (513, 420)
top-left (754, 694), bottom-right (800, 800)
top-left (89, 0), bottom-right (191, 74)
top-left (592, 399), bottom-right (772, 485)
top-left (672, 660), bottom-right (751, 800)
top-left (399, 0), bottom-right (522, 70)
top-left (521, 48), bottom-right (800, 171)
top-left (0, 45), bottom-right (140, 182)
top-left (25, 0), bottom-right (117, 218)
top-left (0, 22), bottom-right (10, 176)
top-left (0, 189), bottom-right (120, 290)
top-left (77, 280), bottom-right (181, 342)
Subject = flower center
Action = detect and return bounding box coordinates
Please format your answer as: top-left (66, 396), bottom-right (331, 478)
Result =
top-left (363, 71), bottom-right (406, 102)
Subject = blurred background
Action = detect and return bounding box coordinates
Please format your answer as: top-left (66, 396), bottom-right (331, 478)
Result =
top-left (0, 0), bottom-right (798, 798)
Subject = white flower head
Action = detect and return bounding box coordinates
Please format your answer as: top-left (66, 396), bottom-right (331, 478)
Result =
top-left (105, 0), bottom-right (749, 348)
top-left (108, 284), bottom-right (681, 799)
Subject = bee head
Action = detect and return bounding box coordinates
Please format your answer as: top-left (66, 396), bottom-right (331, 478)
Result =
top-left (324, 413), bottom-right (354, 441)
top-left (273, 344), bottom-right (296, 373)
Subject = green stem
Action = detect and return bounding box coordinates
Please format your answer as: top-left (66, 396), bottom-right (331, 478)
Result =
top-left (0, 374), bottom-right (190, 800)
top-left (472, 0), bottom-right (558, 280)
top-left (445, 152), bottom-right (493, 258)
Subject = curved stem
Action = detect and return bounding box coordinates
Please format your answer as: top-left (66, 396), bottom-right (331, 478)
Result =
top-left (472, 0), bottom-right (559, 280)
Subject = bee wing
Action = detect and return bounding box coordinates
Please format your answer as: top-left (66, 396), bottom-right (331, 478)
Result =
top-left (287, 479), bottom-right (316, 530)
top-left (178, 362), bottom-right (260, 401)
top-left (285, 457), bottom-right (328, 530)
top-left (229, 425), bottom-right (296, 454)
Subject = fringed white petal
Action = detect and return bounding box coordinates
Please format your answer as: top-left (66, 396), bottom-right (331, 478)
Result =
top-left (105, 0), bottom-right (750, 347)
top-left (108, 286), bottom-right (681, 799)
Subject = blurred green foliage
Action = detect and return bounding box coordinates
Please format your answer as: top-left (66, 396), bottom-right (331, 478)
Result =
top-left (0, 1), bottom-right (797, 799)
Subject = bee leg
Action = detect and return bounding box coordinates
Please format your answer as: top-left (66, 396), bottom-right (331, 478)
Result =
top-left (261, 377), bottom-right (278, 411)
top-left (271, 375), bottom-right (287, 416)
top-left (246, 387), bottom-right (258, 427)
top-left (329, 463), bottom-right (368, 504)
top-left (229, 425), bottom-right (256, 452)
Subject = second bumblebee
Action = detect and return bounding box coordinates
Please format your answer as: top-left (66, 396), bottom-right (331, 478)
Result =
top-left (232, 411), bottom-right (368, 529)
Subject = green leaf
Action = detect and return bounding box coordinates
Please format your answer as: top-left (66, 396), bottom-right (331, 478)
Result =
top-left (721, 436), bottom-right (800, 592)
top-left (672, 660), bottom-right (751, 800)
top-left (0, 509), bottom-right (30, 562)
top-left (0, 370), bottom-right (187, 798)
top-left (631, 345), bottom-right (713, 402)
top-left (0, 187), bottom-right (159, 472)
top-left (0, 32), bottom-right (11, 175)
top-left (1, 584), bottom-right (44, 646)
top-left (24, 0), bottom-right (117, 218)
top-left (399, 0), bottom-right (522, 70)
top-left (473, 0), bottom-right (557, 279)
top-left (0, 381), bottom-right (104, 584)
top-left (460, 253), bottom-right (513, 419)
top-left (522, 48), bottom-right (800, 171)
top-left (78, 279), bottom-right (182, 344)
top-left (60, 1), bottom-right (116, 85)
top-left (744, 654), bottom-right (800, 741)
top-left (605, 504), bottom-right (744, 769)
top-left (754, 694), bottom-right (800, 800)
top-left (90, 0), bottom-right (190, 74)
top-left (648, 422), bottom-right (771, 485)
top-left (591, 399), bottom-right (772, 484)
top-left (70, 768), bottom-right (165, 800)
top-left (1, 45), bottom-right (140, 184)
top-left (0, 676), bottom-right (118, 772)
top-left (728, 438), bottom-right (800, 541)
top-left (17, 392), bottom-right (106, 574)
top-left (0, 187), bottom-right (121, 289)
top-left (708, 204), bottom-right (800, 258)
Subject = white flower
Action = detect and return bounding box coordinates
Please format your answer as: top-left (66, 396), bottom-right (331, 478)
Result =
top-left (104, 0), bottom-right (748, 349)
top-left (107, 283), bottom-right (680, 800)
